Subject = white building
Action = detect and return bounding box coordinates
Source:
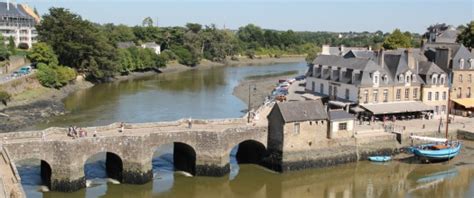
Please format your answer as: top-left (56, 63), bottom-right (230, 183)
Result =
top-left (0, 1), bottom-right (40, 48)
top-left (141, 42), bottom-right (161, 55)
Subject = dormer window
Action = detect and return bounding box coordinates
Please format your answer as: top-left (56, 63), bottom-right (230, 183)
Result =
top-left (470, 59), bottom-right (474, 69)
top-left (405, 75), bottom-right (410, 84)
top-left (440, 74), bottom-right (446, 84)
top-left (412, 74), bottom-right (417, 83)
top-left (399, 74), bottom-right (404, 83)
top-left (460, 59), bottom-right (465, 69)
top-left (382, 75), bottom-right (388, 84)
top-left (432, 74), bottom-right (438, 84)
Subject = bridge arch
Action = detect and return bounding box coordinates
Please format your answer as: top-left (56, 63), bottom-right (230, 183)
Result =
top-left (230, 140), bottom-right (267, 165)
top-left (152, 142), bottom-right (197, 176)
top-left (15, 158), bottom-right (52, 190)
top-left (84, 152), bottom-right (123, 183)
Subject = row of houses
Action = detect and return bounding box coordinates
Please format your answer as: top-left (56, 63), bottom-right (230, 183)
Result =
top-left (305, 35), bottom-right (473, 119)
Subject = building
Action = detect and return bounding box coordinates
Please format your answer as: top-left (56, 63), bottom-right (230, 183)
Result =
top-left (267, 100), bottom-right (329, 170)
top-left (0, 1), bottom-right (40, 48)
top-left (425, 24), bottom-right (459, 44)
top-left (321, 45), bottom-right (371, 56)
top-left (141, 42), bottom-right (161, 55)
top-left (328, 110), bottom-right (354, 139)
top-left (417, 61), bottom-right (449, 117)
top-left (423, 43), bottom-right (474, 115)
top-left (306, 48), bottom-right (435, 119)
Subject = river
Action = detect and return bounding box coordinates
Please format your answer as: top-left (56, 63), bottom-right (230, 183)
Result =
top-left (14, 62), bottom-right (474, 197)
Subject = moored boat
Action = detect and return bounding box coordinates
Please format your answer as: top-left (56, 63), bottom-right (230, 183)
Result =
top-left (409, 136), bottom-right (462, 162)
top-left (368, 156), bottom-right (392, 162)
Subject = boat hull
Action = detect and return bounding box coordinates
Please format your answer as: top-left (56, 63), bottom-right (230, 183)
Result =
top-left (412, 142), bottom-right (462, 162)
top-left (368, 156), bottom-right (392, 162)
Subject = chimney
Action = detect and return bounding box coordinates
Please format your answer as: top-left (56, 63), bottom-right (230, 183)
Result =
top-left (321, 45), bottom-right (330, 55)
top-left (406, 48), bottom-right (416, 70)
top-left (339, 45), bottom-right (345, 56)
top-left (378, 49), bottom-right (385, 68)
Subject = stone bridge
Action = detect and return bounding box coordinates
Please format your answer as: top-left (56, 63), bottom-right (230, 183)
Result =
top-left (0, 118), bottom-right (268, 192)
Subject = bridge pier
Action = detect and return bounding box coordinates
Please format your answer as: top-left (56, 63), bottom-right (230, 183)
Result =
top-left (50, 165), bottom-right (86, 192)
top-left (122, 159), bottom-right (153, 185)
top-left (195, 155), bottom-right (230, 177)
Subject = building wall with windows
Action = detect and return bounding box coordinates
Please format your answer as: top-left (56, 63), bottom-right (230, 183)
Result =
top-left (421, 85), bottom-right (449, 117)
top-left (0, 3), bottom-right (40, 48)
top-left (358, 85), bottom-right (421, 104)
top-left (306, 77), bottom-right (359, 102)
top-left (452, 70), bottom-right (474, 99)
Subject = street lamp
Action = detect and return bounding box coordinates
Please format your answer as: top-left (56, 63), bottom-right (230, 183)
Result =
top-left (248, 84), bottom-right (257, 123)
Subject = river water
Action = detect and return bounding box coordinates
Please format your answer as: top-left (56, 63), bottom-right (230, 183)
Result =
top-left (15, 62), bottom-right (474, 197)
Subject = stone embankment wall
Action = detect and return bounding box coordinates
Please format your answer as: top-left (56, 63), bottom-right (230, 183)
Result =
top-left (0, 145), bottom-right (25, 198)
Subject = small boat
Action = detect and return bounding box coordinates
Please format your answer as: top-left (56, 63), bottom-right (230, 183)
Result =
top-left (368, 156), bottom-right (392, 162)
top-left (409, 136), bottom-right (462, 162)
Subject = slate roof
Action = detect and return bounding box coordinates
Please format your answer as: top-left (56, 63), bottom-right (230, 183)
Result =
top-left (329, 110), bottom-right (354, 121)
top-left (314, 55), bottom-right (373, 70)
top-left (417, 61), bottom-right (445, 75)
top-left (275, 100), bottom-right (328, 123)
top-left (344, 50), bottom-right (376, 60)
top-left (0, 2), bottom-right (33, 19)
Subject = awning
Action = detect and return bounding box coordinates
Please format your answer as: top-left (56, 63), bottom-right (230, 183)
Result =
top-left (301, 93), bottom-right (322, 101)
top-left (361, 101), bottom-right (433, 115)
top-left (452, 98), bottom-right (474, 108)
top-left (350, 106), bottom-right (365, 113)
top-left (328, 100), bottom-right (351, 108)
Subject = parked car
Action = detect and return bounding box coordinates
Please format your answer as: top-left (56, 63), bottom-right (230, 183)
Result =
top-left (18, 66), bottom-right (31, 75)
top-left (287, 78), bottom-right (296, 84)
top-left (295, 75), bottom-right (306, 80)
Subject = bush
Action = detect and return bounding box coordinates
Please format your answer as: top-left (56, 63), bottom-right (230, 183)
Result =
top-left (18, 43), bottom-right (29, 50)
top-left (36, 63), bottom-right (76, 88)
top-left (160, 50), bottom-right (176, 61)
top-left (245, 49), bottom-right (256, 59)
top-left (173, 46), bottom-right (200, 66)
top-left (0, 90), bottom-right (11, 106)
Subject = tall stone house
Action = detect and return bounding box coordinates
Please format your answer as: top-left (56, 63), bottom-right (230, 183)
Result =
top-left (0, 1), bottom-right (40, 48)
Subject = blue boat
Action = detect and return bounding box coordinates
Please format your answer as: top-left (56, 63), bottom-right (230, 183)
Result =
top-left (368, 156), bottom-right (392, 162)
top-left (411, 141), bottom-right (462, 161)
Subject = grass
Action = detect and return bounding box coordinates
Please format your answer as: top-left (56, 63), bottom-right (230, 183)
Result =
top-left (245, 70), bottom-right (298, 80)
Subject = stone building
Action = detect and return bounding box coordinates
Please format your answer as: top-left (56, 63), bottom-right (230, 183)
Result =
top-left (306, 48), bottom-right (433, 118)
top-left (0, 1), bottom-right (39, 48)
top-left (418, 61), bottom-right (449, 117)
top-left (267, 100), bottom-right (329, 172)
top-left (328, 110), bottom-right (354, 139)
top-left (141, 42), bottom-right (161, 55)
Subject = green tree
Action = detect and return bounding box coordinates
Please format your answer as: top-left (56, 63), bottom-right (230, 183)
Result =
top-left (103, 24), bottom-right (136, 43)
top-left (27, 42), bottom-right (59, 66)
top-left (457, 21), bottom-right (474, 48)
top-left (0, 35), bottom-right (9, 61)
top-left (142, 17), bottom-right (154, 27)
top-left (7, 36), bottom-right (15, 55)
top-left (237, 24), bottom-right (265, 49)
top-left (382, 29), bottom-right (412, 49)
top-left (37, 8), bottom-right (118, 80)
top-left (173, 46), bottom-right (200, 66)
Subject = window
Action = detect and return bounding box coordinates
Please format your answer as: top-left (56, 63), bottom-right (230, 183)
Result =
top-left (364, 90), bottom-right (369, 103)
top-left (338, 123), bottom-right (347, 130)
top-left (458, 88), bottom-right (462, 98)
top-left (468, 87), bottom-right (472, 98)
top-left (432, 75), bottom-right (438, 84)
top-left (294, 123), bottom-right (300, 134)
top-left (435, 92), bottom-right (439, 100)
top-left (469, 74), bottom-right (472, 83)
top-left (459, 74), bottom-right (463, 83)
top-left (320, 84), bottom-right (324, 94)
top-left (374, 75), bottom-right (379, 84)
top-left (345, 89), bottom-right (350, 100)
top-left (440, 75), bottom-right (445, 84)
top-left (428, 92), bottom-right (432, 101)
top-left (460, 59), bottom-right (465, 69)
top-left (396, 89), bottom-right (401, 100)
top-left (399, 74), bottom-right (404, 83)
top-left (413, 88), bottom-right (418, 99)
top-left (470, 59), bottom-right (474, 69)
top-left (405, 75), bottom-right (410, 84)
top-left (442, 105), bottom-right (446, 114)
top-left (373, 90), bottom-right (379, 103)
top-left (412, 74), bottom-right (417, 82)
top-left (383, 89), bottom-right (388, 102)
top-left (405, 89), bottom-right (409, 99)
top-left (443, 91), bottom-right (447, 100)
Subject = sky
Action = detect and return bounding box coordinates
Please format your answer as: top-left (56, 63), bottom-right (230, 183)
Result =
top-left (15, 0), bottom-right (474, 33)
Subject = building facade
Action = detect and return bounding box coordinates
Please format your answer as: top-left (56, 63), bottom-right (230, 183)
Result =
top-left (0, 2), bottom-right (40, 48)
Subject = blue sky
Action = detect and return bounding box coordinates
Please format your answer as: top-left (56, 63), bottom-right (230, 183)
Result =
top-left (17, 0), bottom-right (474, 33)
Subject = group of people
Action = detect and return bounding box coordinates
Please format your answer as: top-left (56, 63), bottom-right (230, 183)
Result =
top-left (67, 126), bottom-right (92, 138)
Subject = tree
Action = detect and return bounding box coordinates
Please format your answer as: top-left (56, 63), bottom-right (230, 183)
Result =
top-left (27, 42), bottom-right (59, 66)
top-left (382, 29), bottom-right (412, 49)
top-left (457, 21), bottom-right (474, 48)
top-left (237, 24), bottom-right (265, 49)
top-left (8, 36), bottom-right (15, 55)
top-left (103, 24), bottom-right (136, 43)
top-left (0, 35), bottom-right (9, 61)
top-left (37, 8), bottom-right (118, 80)
top-left (142, 17), bottom-right (154, 27)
